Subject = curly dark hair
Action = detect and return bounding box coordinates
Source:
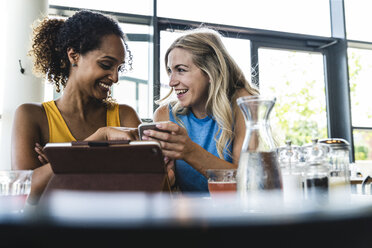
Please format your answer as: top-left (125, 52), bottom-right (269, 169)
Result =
top-left (29, 10), bottom-right (132, 92)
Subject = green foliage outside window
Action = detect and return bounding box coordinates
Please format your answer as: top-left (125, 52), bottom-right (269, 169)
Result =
top-left (355, 145), bottom-right (368, 160)
top-left (270, 80), bottom-right (327, 146)
top-left (348, 50), bottom-right (372, 161)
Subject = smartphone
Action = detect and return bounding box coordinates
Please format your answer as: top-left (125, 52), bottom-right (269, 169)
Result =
top-left (138, 122), bottom-right (170, 140)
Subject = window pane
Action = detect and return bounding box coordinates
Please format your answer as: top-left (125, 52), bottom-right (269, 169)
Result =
top-left (121, 33), bottom-right (149, 81)
top-left (159, 30), bottom-right (251, 101)
top-left (138, 82), bottom-right (150, 117)
top-left (225, 38), bottom-right (251, 82)
top-left (258, 48), bottom-right (327, 146)
top-left (353, 129), bottom-right (372, 161)
top-left (114, 80), bottom-right (137, 110)
top-left (348, 48), bottom-right (372, 127)
top-left (159, 31), bottom-right (183, 101)
top-left (44, 82), bottom-right (54, 102)
top-left (112, 33), bottom-right (151, 118)
top-left (158, 0), bottom-right (330, 36)
top-left (345, 0), bottom-right (372, 42)
top-left (112, 24), bottom-right (151, 118)
top-left (49, 0), bottom-right (153, 16)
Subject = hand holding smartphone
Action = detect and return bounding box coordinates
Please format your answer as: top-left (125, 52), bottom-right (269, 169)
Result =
top-left (138, 122), bottom-right (170, 140)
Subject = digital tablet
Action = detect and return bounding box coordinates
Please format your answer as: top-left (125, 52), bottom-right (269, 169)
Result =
top-left (42, 140), bottom-right (170, 193)
top-left (43, 140), bottom-right (165, 174)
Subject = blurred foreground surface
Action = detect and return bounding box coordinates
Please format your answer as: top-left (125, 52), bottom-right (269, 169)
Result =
top-left (1, 190), bottom-right (372, 247)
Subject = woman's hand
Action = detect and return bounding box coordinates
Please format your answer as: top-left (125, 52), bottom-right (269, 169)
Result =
top-left (164, 157), bottom-right (176, 188)
top-left (86, 126), bottom-right (139, 141)
top-left (35, 143), bottom-right (49, 165)
top-left (142, 122), bottom-right (195, 161)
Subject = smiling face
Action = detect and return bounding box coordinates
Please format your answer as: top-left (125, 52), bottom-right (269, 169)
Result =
top-left (72, 34), bottom-right (125, 100)
top-left (167, 48), bottom-right (210, 118)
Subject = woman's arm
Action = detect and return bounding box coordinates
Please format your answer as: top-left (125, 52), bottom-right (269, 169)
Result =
top-left (152, 105), bottom-right (175, 186)
top-left (12, 103), bottom-right (141, 204)
top-left (119, 104), bottom-right (141, 128)
top-left (12, 104), bottom-right (47, 170)
top-left (11, 104), bottom-right (53, 204)
top-left (149, 105), bottom-right (237, 177)
top-left (143, 121), bottom-right (236, 177)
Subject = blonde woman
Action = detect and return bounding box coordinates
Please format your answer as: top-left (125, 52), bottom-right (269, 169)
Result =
top-left (141, 28), bottom-right (259, 192)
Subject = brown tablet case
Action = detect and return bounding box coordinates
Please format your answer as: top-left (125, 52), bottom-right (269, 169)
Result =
top-left (42, 140), bottom-right (171, 194)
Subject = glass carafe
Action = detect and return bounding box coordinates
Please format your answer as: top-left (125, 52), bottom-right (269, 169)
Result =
top-left (236, 96), bottom-right (282, 200)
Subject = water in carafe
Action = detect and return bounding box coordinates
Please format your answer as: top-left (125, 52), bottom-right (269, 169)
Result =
top-left (236, 96), bottom-right (282, 202)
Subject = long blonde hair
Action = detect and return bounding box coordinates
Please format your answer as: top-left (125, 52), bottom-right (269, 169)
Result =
top-left (160, 28), bottom-right (258, 159)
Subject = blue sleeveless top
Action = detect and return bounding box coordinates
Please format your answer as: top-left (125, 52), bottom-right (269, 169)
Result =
top-left (169, 105), bottom-right (233, 193)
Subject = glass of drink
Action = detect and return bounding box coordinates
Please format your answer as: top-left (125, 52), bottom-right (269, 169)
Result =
top-left (0, 170), bottom-right (33, 213)
top-left (206, 169), bottom-right (237, 196)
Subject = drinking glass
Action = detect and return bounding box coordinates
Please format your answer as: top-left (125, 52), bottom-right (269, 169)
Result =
top-left (0, 170), bottom-right (33, 213)
top-left (206, 169), bottom-right (237, 196)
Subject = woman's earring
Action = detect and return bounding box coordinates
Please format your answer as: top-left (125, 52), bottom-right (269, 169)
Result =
top-left (71, 63), bottom-right (77, 67)
top-left (103, 87), bottom-right (116, 106)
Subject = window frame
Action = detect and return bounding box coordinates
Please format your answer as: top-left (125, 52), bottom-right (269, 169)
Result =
top-left (48, 0), bottom-right (356, 162)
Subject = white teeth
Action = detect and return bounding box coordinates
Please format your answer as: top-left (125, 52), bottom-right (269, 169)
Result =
top-left (99, 82), bottom-right (110, 89)
top-left (175, 89), bottom-right (188, 95)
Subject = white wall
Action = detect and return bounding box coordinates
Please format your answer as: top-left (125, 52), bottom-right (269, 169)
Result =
top-left (0, 1), bottom-right (5, 163)
top-left (0, 0), bottom-right (48, 169)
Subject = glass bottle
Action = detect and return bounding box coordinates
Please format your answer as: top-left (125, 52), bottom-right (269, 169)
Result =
top-left (319, 138), bottom-right (351, 198)
top-left (236, 96), bottom-right (282, 201)
top-left (302, 139), bottom-right (330, 204)
top-left (319, 138), bottom-right (350, 187)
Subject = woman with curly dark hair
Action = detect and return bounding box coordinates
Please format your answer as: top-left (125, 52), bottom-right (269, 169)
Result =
top-left (11, 10), bottom-right (141, 204)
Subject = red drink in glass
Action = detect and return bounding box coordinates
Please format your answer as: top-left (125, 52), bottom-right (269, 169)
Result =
top-left (208, 181), bottom-right (237, 196)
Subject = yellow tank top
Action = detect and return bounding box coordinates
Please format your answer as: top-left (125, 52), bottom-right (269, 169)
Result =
top-left (42, 101), bottom-right (120, 143)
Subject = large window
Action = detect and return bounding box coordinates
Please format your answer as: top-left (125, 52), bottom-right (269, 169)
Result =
top-left (258, 48), bottom-right (327, 146)
top-left (158, 0), bottom-right (330, 36)
top-left (345, 0), bottom-right (372, 163)
top-left (348, 47), bottom-right (372, 161)
top-left (345, 0), bottom-right (372, 42)
top-left (159, 28), bottom-right (328, 148)
top-left (49, 0), bottom-right (153, 15)
top-left (9, 0), bottom-right (370, 165)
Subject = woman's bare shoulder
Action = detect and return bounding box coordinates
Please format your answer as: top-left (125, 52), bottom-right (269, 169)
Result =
top-left (15, 103), bottom-right (45, 122)
top-left (153, 104), bottom-right (169, 122)
top-left (118, 103), bottom-right (136, 112)
top-left (118, 104), bottom-right (141, 127)
top-left (13, 102), bottom-right (49, 145)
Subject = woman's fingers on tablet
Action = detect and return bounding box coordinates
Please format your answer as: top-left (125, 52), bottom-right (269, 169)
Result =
top-left (35, 143), bottom-right (49, 164)
top-left (106, 127), bottom-right (139, 140)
